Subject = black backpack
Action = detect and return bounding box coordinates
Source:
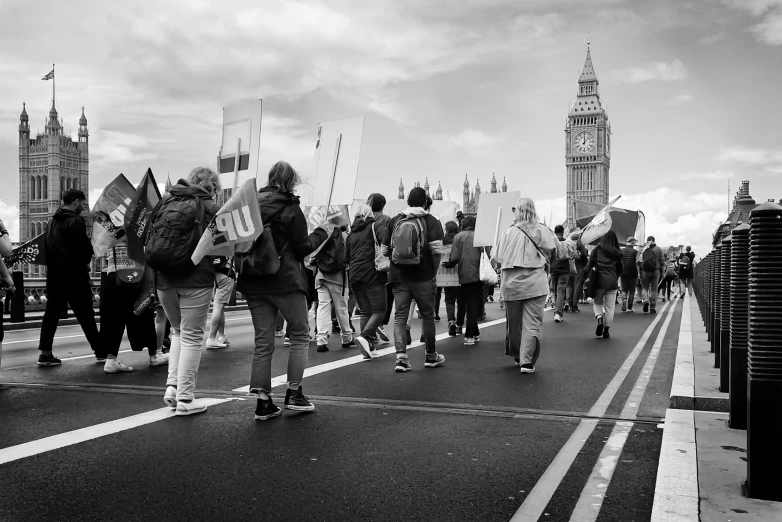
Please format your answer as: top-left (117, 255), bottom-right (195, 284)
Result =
top-left (641, 247), bottom-right (657, 272)
top-left (315, 228), bottom-right (346, 274)
top-left (235, 207), bottom-right (288, 278)
top-left (145, 195), bottom-right (207, 273)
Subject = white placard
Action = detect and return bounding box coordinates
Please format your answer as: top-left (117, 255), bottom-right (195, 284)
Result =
top-left (473, 191), bottom-right (521, 247)
top-left (309, 118), bottom-right (365, 207)
top-left (219, 99), bottom-right (262, 190)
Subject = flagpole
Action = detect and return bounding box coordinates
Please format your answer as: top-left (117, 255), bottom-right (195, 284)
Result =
top-left (52, 63), bottom-right (55, 107)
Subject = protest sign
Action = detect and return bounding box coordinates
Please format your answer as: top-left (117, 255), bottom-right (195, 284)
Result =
top-left (580, 195), bottom-right (622, 246)
top-left (91, 174), bottom-right (137, 257)
top-left (4, 233), bottom-right (46, 266)
top-left (309, 118), bottom-right (365, 207)
top-left (304, 205), bottom-right (351, 234)
top-left (219, 99), bottom-right (262, 192)
top-left (124, 168), bottom-right (161, 264)
top-left (576, 206), bottom-right (639, 246)
top-left (473, 191), bottom-right (521, 247)
top-left (190, 179), bottom-right (263, 265)
top-left (436, 245), bottom-right (459, 287)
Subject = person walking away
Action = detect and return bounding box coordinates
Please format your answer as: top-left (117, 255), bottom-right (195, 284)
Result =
top-left (99, 244), bottom-right (169, 373)
top-left (206, 256), bottom-right (235, 349)
top-left (314, 225), bottom-right (354, 352)
top-left (638, 236), bottom-right (664, 314)
top-left (620, 237), bottom-right (639, 312)
top-left (549, 225), bottom-right (570, 323)
top-left (657, 255), bottom-right (676, 302)
top-left (36, 189), bottom-right (102, 367)
top-left (492, 198), bottom-right (579, 374)
top-left (146, 168), bottom-right (220, 416)
top-left (345, 203), bottom-right (387, 359)
top-left (583, 230), bottom-right (623, 339)
top-left (0, 219), bottom-right (14, 369)
top-left (567, 231), bottom-right (588, 312)
top-left (443, 216), bottom-right (482, 345)
top-left (439, 221), bottom-right (462, 336)
top-left (677, 246), bottom-right (695, 297)
top-left (381, 187), bottom-right (446, 372)
top-left (368, 193), bottom-right (392, 344)
top-left (237, 161), bottom-right (333, 421)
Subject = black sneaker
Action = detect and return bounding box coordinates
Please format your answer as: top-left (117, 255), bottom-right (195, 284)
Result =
top-left (37, 353), bottom-right (62, 367)
top-left (603, 327), bottom-right (611, 339)
top-left (254, 398), bottom-right (281, 421)
top-left (621, 300), bottom-right (627, 312)
top-left (572, 306), bottom-right (580, 313)
top-left (643, 302), bottom-right (649, 313)
top-left (456, 325), bottom-right (463, 336)
top-left (595, 315), bottom-right (605, 337)
top-left (284, 388), bottom-right (315, 411)
top-left (564, 303), bottom-right (570, 312)
top-left (331, 324), bottom-right (340, 334)
top-left (478, 314), bottom-right (487, 322)
top-left (394, 356), bottom-right (412, 372)
top-left (420, 334), bottom-right (425, 343)
top-left (316, 344), bottom-right (329, 353)
top-left (520, 363), bottom-right (535, 374)
top-left (448, 322), bottom-right (457, 336)
top-left (435, 314), bottom-right (441, 321)
top-left (341, 340), bottom-right (355, 349)
top-left (376, 326), bottom-right (390, 343)
top-left (650, 308), bottom-right (657, 314)
top-left (425, 353), bottom-right (445, 368)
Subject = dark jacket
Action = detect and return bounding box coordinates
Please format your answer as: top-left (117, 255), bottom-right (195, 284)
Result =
top-left (550, 235), bottom-right (570, 276)
top-left (639, 243), bottom-right (665, 274)
top-left (621, 246), bottom-right (638, 278)
top-left (346, 216), bottom-right (387, 287)
top-left (237, 187), bottom-right (328, 296)
top-left (677, 251), bottom-right (695, 278)
top-left (155, 181), bottom-right (218, 290)
top-left (45, 208), bottom-right (93, 277)
top-left (585, 245), bottom-right (623, 291)
top-left (444, 229), bottom-right (481, 284)
top-left (574, 240), bottom-right (589, 269)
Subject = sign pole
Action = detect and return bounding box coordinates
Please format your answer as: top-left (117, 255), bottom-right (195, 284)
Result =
top-left (493, 207), bottom-right (503, 252)
top-left (232, 137), bottom-right (242, 193)
top-left (309, 134), bottom-right (343, 259)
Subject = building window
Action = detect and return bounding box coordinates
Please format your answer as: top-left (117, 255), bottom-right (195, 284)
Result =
top-left (43, 175), bottom-right (48, 199)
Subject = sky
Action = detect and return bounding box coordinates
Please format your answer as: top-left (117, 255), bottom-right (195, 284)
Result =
top-left (0, 0), bottom-right (781, 259)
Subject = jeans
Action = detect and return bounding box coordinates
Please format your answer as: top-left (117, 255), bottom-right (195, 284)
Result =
top-left (458, 281), bottom-right (483, 338)
top-left (658, 276), bottom-right (673, 300)
top-left (444, 286), bottom-right (458, 323)
top-left (678, 278), bottom-right (692, 296)
top-left (99, 272), bottom-right (157, 357)
top-left (38, 272), bottom-right (100, 353)
top-left (352, 281), bottom-right (387, 342)
top-left (392, 280), bottom-right (436, 355)
top-left (382, 284), bottom-right (394, 326)
top-left (157, 286), bottom-right (212, 401)
top-left (641, 270), bottom-right (661, 310)
top-left (620, 276), bottom-right (637, 309)
top-left (594, 289), bottom-right (618, 327)
top-left (504, 295), bottom-right (546, 366)
top-left (316, 281), bottom-right (352, 345)
top-left (568, 270), bottom-right (585, 308)
top-left (247, 292), bottom-right (310, 393)
top-left (550, 273), bottom-right (569, 315)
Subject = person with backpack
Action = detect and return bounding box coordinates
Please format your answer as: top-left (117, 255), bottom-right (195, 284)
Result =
top-left (620, 237), bottom-right (639, 312)
top-left (313, 224), bottom-right (354, 352)
top-left (637, 235), bottom-right (665, 314)
top-left (146, 167), bottom-right (220, 416)
top-left (345, 203), bottom-right (387, 359)
top-left (36, 189), bottom-right (102, 367)
top-left (583, 230), bottom-right (623, 339)
top-left (657, 255), bottom-right (678, 302)
top-left (442, 215), bottom-right (483, 345)
top-left (236, 161), bottom-right (333, 421)
top-left (566, 228), bottom-right (588, 313)
top-left (381, 187), bottom-right (445, 372)
top-left (677, 246), bottom-right (695, 297)
top-left (549, 225), bottom-right (570, 323)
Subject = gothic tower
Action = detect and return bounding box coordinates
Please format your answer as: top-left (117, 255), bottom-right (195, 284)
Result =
top-left (565, 44), bottom-right (611, 229)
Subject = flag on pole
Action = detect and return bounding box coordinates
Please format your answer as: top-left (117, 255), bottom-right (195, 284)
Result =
top-left (580, 195), bottom-right (622, 246)
top-left (124, 168), bottom-right (162, 264)
top-left (190, 179), bottom-right (263, 265)
top-left (41, 69), bottom-right (54, 81)
top-left (4, 233), bottom-right (46, 266)
top-left (91, 174), bottom-right (137, 257)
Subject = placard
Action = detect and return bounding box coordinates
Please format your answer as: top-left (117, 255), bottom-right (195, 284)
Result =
top-left (473, 191), bottom-right (521, 247)
top-left (309, 118), bottom-right (365, 207)
top-left (219, 99), bottom-right (262, 190)
top-left (436, 245), bottom-right (459, 287)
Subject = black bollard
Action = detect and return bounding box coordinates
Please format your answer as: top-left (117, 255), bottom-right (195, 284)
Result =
top-left (713, 244), bottom-right (722, 366)
top-left (705, 253), bottom-right (712, 340)
top-left (729, 224), bottom-right (750, 429)
top-left (746, 201), bottom-right (782, 501)
top-left (10, 271), bottom-right (25, 323)
top-left (720, 236), bottom-right (732, 392)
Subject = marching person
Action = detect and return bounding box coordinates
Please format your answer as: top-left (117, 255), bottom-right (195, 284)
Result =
top-left (367, 193), bottom-right (392, 344)
top-left (36, 189), bottom-right (102, 367)
top-left (583, 230), bottom-right (623, 339)
top-left (620, 237), bottom-right (639, 312)
top-left (677, 246), bottom-right (695, 297)
top-left (438, 221), bottom-right (462, 336)
top-left (206, 256), bottom-right (235, 349)
top-left (549, 225), bottom-right (570, 323)
top-left (443, 216), bottom-right (482, 345)
top-left (492, 197), bottom-right (579, 374)
top-left (237, 161), bottom-right (333, 421)
top-left (314, 224), bottom-right (354, 352)
top-left (148, 167), bottom-right (220, 416)
top-left (0, 219), bottom-right (14, 368)
top-left (638, 235), bottom-right (664, 314)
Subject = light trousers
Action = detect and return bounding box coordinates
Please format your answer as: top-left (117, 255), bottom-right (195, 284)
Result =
top-left (593, 288), bottom-right (618, 327)
top-left (504, 295), bottom-right (546, 366)
top-left (315, 281), bottom-right (352, 345)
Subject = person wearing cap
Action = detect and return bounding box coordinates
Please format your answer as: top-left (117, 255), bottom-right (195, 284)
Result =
top-left (637, 235), bottom-right (664, 314)
top-left (620, 236), bottom-right (639, 312)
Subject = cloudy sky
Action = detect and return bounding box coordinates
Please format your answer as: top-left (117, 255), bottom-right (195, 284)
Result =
top-left (0, 0), bottom-right (780, 258)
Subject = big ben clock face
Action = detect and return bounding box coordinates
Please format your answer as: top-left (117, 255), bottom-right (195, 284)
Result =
top-left (574, 131), bottom-right (595, 153)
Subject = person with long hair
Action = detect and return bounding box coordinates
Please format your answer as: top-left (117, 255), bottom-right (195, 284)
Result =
top-left (438, 221), bottom-right (461, 335)
top-left (237, 161), bottom-right (333, 421)
top-left (492, 198), bottom-right (580, 373)
top-left (583, 230), bottom-right (624, 339)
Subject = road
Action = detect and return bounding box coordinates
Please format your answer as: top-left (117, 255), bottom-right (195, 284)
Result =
top-left (0, 297), bottom-right (684, 521)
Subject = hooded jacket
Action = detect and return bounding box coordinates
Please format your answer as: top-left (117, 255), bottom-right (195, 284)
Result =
top-left (444, 228), bottom-right (482, 284)
top-left (549, 235), bottom-right (571, 276)
top-left (155, 181), bottom-right (218, 290)
top-left (346, 215), bottom-right (387, 287)
top-left (637, 242), bottom-right (665, 274)
top-left (237, 187), bottom-right (329, 297)
top-left (381, 207), bottom-right (444, 284)
top-left (45, 207), bottom-right (94, 277)
top-left (585, 245), bottom-right (624, 291)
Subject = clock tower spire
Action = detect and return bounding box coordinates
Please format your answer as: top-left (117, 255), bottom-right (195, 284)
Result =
top-left (565, 42), bottom-right (611, 229)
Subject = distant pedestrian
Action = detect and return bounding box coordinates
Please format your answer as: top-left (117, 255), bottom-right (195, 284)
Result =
top-left (443, 216), bottom-right (483, 345)
top-left (567, 229), bottom-right (588, 312)
top-left (620, 237), bottom-right (639, 312)
top-left (638, 236), bottom-right (664, 314)
top-left (37, 189), bottom-right (102, 367)
top-left (314, 225), bottom-right (354, 352)
top-left (583, 230), bottom-right (623, 339)
top-left (677, 246), bottom-right (695, 297)
top-left (549, 225), bottom-right (570, 323)
top-left (206, 256), bottom-right (235, 349)
top-left (438, 221), bottom-right (462, 336)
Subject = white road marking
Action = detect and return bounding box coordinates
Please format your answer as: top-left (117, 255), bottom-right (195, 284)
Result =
top-left (0, 398), bottom-right (235, 466)
top-left (569, 298), bottom-right (677, 521)
top-left (511, 300), bottom-right (672, 521)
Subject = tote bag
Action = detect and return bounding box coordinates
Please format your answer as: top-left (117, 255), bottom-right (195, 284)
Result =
top-left (371, 223), bottom-right (390, 273)
top-left (480, 250), bottom-right (498, 285)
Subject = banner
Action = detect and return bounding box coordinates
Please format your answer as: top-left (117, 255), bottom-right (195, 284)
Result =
top-left (91, 174), bottom-right (137, 257)
top-left (435, 245), bottom-right (459, 287)
top-left (124, 168), bottom-right (162, 264)
top-left (190, 179), bottom-right (263, 265)
top-left (309, 118), bottom-right (365, 207)
top-left (4, 233), bottom-right (46, 266)
top-left (579, 195), bottom-right (622, 246)
top-left (219, 99), bottom-right (263, 191)
top-left (576, 207), bottom-right (639, 246)
top-left (304, 205), bottom-right (351, 235)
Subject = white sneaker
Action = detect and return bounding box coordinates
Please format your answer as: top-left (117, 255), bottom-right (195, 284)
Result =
top-left (175, 399), bottom-right (208, 416)
top-left (355, 336), bottom-right (373, 359)
top-left (149, 353), bottom-right (169, 367)
top-left (217, 335), bottom-right (230, 346)
top-left (163, 386), bottom-right (177, 408)
top-left (464, 337), bottom-right (475, 346)
top-left (104, 358), bottom-right (134, 373)
top-left (206, 339), bottom-right (227, 349)
top-left (554, 313), bottom-right (562, 323)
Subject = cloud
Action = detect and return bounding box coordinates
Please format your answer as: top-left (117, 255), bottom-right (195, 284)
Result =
top-left (0, 198), bottom-right (19, 242)
top-left (716, 145), bottom-right (782, 174)
top-left (725, 0), bottom-right (782, 45)
top-left (448, 129), bottom-right (503, 152)
top-left (610, 59), bottom-right (688, 84)
top-left (667, 93), bottom-right (693, 105)
top-left (678, 170), bottom-right (735, 180)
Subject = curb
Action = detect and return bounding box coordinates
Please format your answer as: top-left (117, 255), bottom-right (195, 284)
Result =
top-left (650, 409), bottom-right (699, 522)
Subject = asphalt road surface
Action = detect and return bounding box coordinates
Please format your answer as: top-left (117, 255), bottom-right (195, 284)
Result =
top-left (0, 297), bottom-right (683, 522)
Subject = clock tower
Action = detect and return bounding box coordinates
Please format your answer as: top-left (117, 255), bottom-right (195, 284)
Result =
top-left (565, 44), bottom-right (611, 229)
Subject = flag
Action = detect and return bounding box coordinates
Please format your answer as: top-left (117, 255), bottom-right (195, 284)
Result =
top-left (580, 195), bottom-right (622, 246)
top-left (91, 174), bottom-right (137, 257)
top-left (41, 69), bottom-right (54, 81)
top-left (4, 233), bottom-right (46, 266)
top-left (190, 178), bottom-right (263, 265)
top-left (124, 168), bottom-right (162, 264)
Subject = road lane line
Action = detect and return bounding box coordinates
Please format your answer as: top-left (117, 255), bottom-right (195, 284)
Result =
top-left (510, 300), bottom-right (671, 521)
top-left (569, 298), bottom-right (678, 521)
top-left (0, 398), bottom-right (236, 466)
